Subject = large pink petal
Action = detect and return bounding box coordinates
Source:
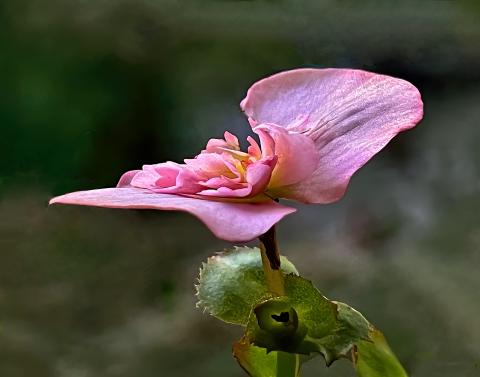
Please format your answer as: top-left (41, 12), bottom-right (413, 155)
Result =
top-left (49, 188), bottom-right (296, 242)
top-left (241, 68), bottom-right (423, 203)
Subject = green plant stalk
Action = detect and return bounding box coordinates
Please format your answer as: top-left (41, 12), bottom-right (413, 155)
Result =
top-left (259, 226), bottom-right (300, 377)
top-left (259, 226), bottom-right (284, 296)
top-left (277, 352), bottom-right (300, 377)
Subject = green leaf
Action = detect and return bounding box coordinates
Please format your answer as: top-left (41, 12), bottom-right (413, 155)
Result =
top-left (233, 338), bottom-right (301, 377)
top-left (196, 246), bottom-right (298, 325)
top-left (354, 329), bottom-right (408, 377)
top-left (197, 246), bottom-right (408, 376)
top-left (245, 275), bottom-right (339, 356)
top-left (233, 338), bottom-right (277, 377)
top-left (243, 283), bottom-right (408, 375)
top-left (245, 275), bottom-right (371, 364)
top-left (249, 296), bottom-right (309, 354)
top-left (283, 275), bottom-right (339, 342)
top-left (318, 301), bottom-right (371, 365)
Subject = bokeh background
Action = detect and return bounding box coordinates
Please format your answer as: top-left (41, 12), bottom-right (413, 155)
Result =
top-left (1, 1), bottom-right (480, 376)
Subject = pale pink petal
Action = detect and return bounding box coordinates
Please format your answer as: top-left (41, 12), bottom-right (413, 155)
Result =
top-left (247, 136), bottom-right (262, 160)
top-left (170, 170), bottom-right (203, 194)
top-left (199, 160), bottom-right (276, 198)
top-left (245, 157), bottom-right (277, 197)
top-left (224, 131), bottom-right (240, 148)
top-left (241, 68), bottom-right (423, 203)
top-left (130, 162), bottom-right (202, 194)
top-left (255, 127), bottom-right (275, 157)
top-left (49, 188), bottom-right (296, 242)
top-left (185, 153), bottom-right (238, 179)
top-left (198, 186), bottom-right (252, 198)
top-left (197, 151), bottom-right (276, 198)
top-left (204, 131), bottom-right (240, 154)
top-left (204, 138), bottom-right (229, 153)
top-left (131, 169), bottom-right (162, 189)
top-left (117, 170), bottom-right (141, 188)
top-left (200, 176), bottom-right (244, 189)
top-left (197, 179), bottom-right (251, 197)
top-left (254, 124), bottom-right (318, 189)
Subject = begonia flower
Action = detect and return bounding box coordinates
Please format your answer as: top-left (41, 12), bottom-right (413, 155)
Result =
top-left (50, 68), bottom-right (423, 242)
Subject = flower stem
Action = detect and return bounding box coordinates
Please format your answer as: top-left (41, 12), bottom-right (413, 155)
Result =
top-left (277, 351), bottom-right (300, 377)
top-left (259, 225), bottom-right (284, 296)
top-left (259, 226), bottom-right (299, 377)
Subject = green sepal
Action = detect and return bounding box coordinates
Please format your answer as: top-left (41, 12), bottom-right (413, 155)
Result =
top-left (196, 246), bottom-right (298, 325)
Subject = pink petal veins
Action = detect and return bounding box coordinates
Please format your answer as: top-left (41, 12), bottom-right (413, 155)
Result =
top-left (241, 68), bottom-right (423, 203)
top-left (49, 188), bottom-right (296, 242)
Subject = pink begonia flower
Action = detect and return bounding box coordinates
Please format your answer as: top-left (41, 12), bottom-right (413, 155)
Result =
top-left (50, 68), bottom-right (423, 242)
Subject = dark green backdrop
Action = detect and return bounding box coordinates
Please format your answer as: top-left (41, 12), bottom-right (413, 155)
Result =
top-left (1, 1), bottom-right (479, 376)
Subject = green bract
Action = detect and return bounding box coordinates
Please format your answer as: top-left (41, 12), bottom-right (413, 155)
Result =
top-left (197, 246), bottom-right (408, 377)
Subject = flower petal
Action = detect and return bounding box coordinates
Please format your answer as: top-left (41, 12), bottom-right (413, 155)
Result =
top-left (254, 124), bottom-right (319, 189)
top-left (129, 162), bottom-right (203, 194)
top-left (49, 188), bottom-right (296, 242)
top-left (204, 131), bottom-right (240, 153)
top-left (241, 68), bottom-right (423, 203)
top-left (117, 170), bottom-right (141, 187)
top-left (245, 156), bottom-right (277, 197)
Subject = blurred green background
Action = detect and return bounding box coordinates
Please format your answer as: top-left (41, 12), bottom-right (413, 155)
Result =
top-left (1, 1), bottom-right (480, 376)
